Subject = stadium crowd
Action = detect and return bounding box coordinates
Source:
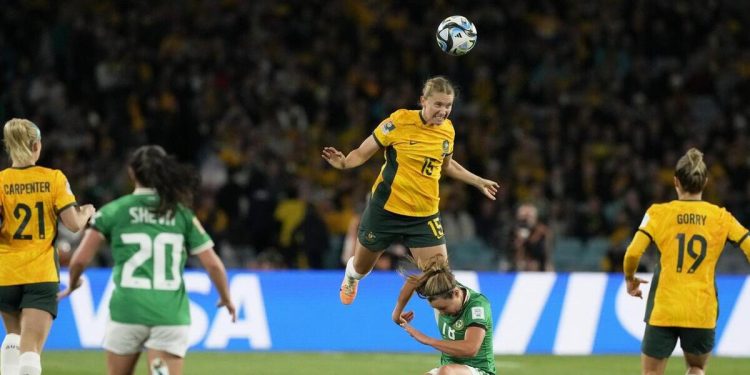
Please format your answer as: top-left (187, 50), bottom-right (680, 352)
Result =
top-left (2, 0), bottom-right (750, 272)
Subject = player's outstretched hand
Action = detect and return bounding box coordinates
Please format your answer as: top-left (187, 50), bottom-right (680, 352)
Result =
top-left (321, 147), bottom-right (346, 169)
top-left (475, 178), bottom-right (500, 201)
top-left (218, 299), bottom-right (237, 322)
top-left (57, 278), bottom-right (83, 301)
top-left (400, 323), bottom-right (429, 345)
top-left (393, 310), bottom-right (414, 326)
top-left (626, 277), bottom-right (649, 299)
top-left (79, 204), bottom-right (96, 219)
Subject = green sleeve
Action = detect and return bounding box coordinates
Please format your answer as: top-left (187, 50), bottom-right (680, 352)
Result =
top-left (90, 203), bottom-right (115, 240)
top-left (183, 209), bottom-right (214, 254)
top-left (463, 299), bottom-right (491, 330)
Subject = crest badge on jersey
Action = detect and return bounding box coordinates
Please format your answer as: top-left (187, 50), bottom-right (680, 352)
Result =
top-left (453, 319), bottom-right (465, 330)
top-left (442, 140), bottom-right (450, 156)
top-left (471, 306), bottom-right (485, 320)
top-left (382, 121), bottom-right (396, 134)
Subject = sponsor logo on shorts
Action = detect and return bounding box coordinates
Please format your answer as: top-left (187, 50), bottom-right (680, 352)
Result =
top-left (363, 231), bottom-right (377, 244)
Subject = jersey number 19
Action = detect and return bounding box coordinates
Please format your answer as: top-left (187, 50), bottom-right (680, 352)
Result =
top-left (675, 233), bottom-right (707, 273)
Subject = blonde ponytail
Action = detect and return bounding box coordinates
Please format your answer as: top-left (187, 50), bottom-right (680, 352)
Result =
top-left (403, 254), bottom-right (456, 301)
top-left (3, 118), bottom-right (41, 166)
top-left (675, 147), bottom-right (707, 193)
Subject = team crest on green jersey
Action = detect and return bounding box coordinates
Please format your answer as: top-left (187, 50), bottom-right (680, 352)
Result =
top-left (453, 319), bottom-right (465, 330)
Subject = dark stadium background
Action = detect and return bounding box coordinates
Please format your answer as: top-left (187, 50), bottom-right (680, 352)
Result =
top-left (3, 0), bottom-right (750, 274)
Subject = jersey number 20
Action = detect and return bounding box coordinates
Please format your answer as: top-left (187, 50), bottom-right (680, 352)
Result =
top-left (120, 233), bottom-right (184, 291)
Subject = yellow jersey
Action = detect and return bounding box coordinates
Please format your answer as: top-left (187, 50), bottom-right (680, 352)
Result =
top-left (0, 166), bottom-right (77, 285)
top-left (626, 200), bottom-right (750, 328)
top-left (370, 109), bottom-right (455, 217)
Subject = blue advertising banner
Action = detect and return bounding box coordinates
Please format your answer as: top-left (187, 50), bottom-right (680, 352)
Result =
top-left (25, 270), bottom-right (750, 355)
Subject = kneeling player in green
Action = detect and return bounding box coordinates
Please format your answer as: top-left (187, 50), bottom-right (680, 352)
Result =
top-left (395, 255), bottom-right (495, 375)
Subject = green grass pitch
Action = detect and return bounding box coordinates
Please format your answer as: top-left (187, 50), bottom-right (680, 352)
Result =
top-left (43, 351), bottom-right (750, 374)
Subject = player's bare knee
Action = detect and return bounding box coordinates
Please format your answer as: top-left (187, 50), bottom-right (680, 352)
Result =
top-left (684, 353), bottom-right (708, 370)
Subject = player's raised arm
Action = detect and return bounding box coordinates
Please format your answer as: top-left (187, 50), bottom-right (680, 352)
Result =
top-left (392, 276), bottom-right (420, 325)
top-left (321, 135), bottom-right (380, 170)
top-left (442, 154), bottom-right (499, 200)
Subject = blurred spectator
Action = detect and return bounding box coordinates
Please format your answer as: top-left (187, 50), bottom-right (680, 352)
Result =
top-left (247, 249), bottom-right (286, 270)
top-left (441, 182), bottom-right (477, 248)
top-left (195, 193), bottom-right (229, 247)
top-left (3, 0), bottom-right (750, 273)
top-left (511, 203), bottom-right (552, 271)
top-left (602, 244), bottom-right (648, 274)
top-left (273, 187), bottom-right (307, 267)
top-left (294, 202), bottom-right (331, 269)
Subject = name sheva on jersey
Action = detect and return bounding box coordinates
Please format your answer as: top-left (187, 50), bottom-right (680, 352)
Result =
top-left (129, 206), bottom-right (176, 226)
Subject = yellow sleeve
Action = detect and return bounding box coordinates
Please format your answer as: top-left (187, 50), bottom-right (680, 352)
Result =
top-left (624, 206), bottom-right (658, 280)
top-left (372, 118), bottom-right (396, 147)
top-left (54, 170), bottom-right (77, 213)
top-left (724, 209), bottom-right (750, 262)
top-left (0, 172), bottom-right (4, 207)
top-left (725, 209), bottom-right (749, 243)
top-left (638, 205), bottom-right (658, 239)
top-left (623, 230), bottom-right (651, 280)
top-left (447, 121), bottom-right (455, 154)
top-left (737, 238), bottom-right (750, 264)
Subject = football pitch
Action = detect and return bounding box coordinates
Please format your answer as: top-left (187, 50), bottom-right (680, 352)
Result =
top-left (43, 351), bottom-right (750, 374)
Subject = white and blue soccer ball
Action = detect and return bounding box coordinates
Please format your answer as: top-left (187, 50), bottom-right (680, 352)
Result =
top-left (436, 15), bottom-right (477, 56)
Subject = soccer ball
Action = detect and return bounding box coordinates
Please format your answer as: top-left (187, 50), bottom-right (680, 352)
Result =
top-left (436, 16), bottom-right (477, 56)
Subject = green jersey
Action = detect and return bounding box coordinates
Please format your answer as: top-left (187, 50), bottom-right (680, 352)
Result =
top-left (91, 188), bottom-right (213, 326)
top-left (437, 286), bottom-right (496, 375)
